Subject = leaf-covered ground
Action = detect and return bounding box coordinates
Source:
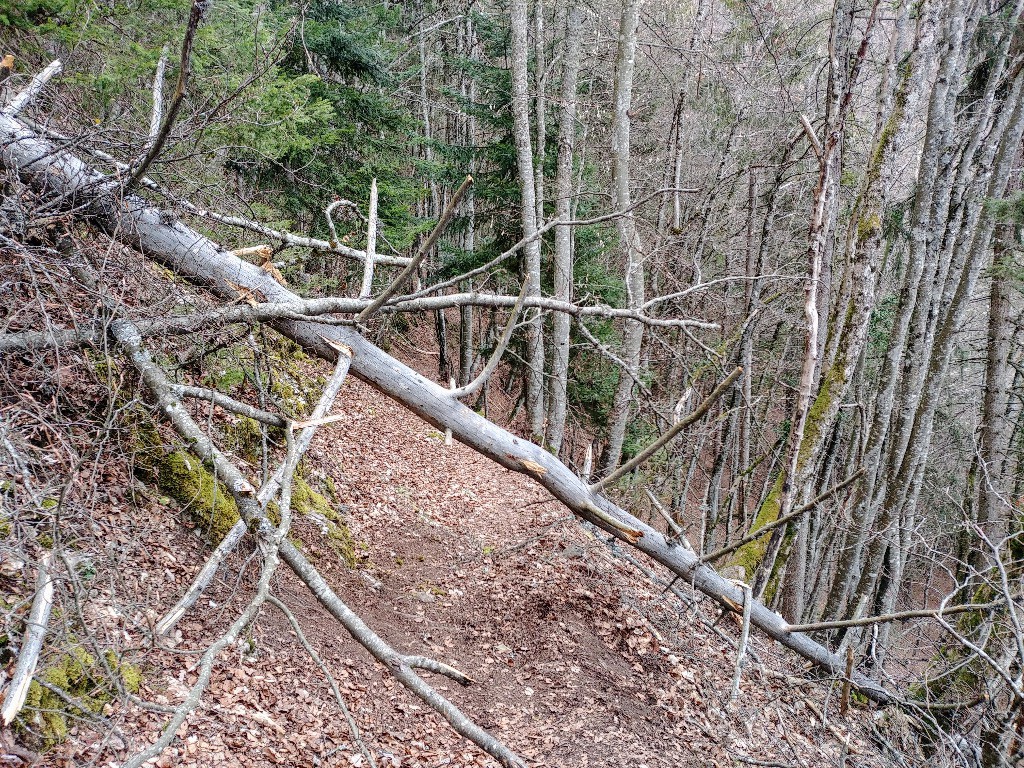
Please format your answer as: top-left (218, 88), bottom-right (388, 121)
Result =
top-left (0, 247), bottom-right (917, 767)
top-left (54, 373), bottom-right (915, 767)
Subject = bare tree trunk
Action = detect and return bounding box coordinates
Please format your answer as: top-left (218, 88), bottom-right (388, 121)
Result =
top-left (969, 224), bottom-right (1018, 582)
top-left (534, 0), bottom-right (546, 227)
top-left (602, 0), bottom-right (645, 474)
top-left (417, 4), bottom-right (450, 382)
top-left (546, 3), bottom-right (584, 456)
top-left (844, 4), bottom-right (1024, 632)
top-left (458, 17), bottom-right (479, 388)
top-left (752, 0), bottom-right (865, 602)
top-left (509, 0), bottom-right (546, 441)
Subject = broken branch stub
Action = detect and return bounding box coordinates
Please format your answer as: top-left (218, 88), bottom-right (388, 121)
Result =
top-left (0, 553), bottom-right (54, 725)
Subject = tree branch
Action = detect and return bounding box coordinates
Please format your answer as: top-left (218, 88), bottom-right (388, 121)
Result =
top-left (698, 469), bottom-right (866, 564)
top-left (592, 366), bottom-right (743, 491)
top-left (123, 0), bottom-right (209, 193)
top-left (786, 600), bottom-right (1007, 633)
top-left (0, 553), bottom-right (54, 725)
top-left (2, 60), bottom-right (62, 117)
top-left (448, 281), bottom-right (528, 399)
top-left (356, 175), bottom-right (473, 323)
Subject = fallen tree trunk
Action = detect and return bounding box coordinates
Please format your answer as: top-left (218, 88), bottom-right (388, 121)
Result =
top-left (0, 107), bottom-right (895, 705)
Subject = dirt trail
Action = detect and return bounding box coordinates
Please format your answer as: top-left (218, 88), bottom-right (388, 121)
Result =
top-left (1, 310), bottom-right (902, 767)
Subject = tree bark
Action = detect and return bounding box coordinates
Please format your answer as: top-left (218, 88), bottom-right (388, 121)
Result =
top-left (545, 3), bottom-right (584, 456)
top-left (602, 0), bottom-right (646, 474)
top-left (509, 0), bottom-right (546, 441)
top-left (968, 225), bottom-right (1018, 583)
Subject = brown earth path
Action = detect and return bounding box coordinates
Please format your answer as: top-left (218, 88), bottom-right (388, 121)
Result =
top-left (43, 347), bottom-right (903, 768)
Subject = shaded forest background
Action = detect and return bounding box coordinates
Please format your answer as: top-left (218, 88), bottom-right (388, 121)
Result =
top-left (2, 0), bottom-right (1024, 765)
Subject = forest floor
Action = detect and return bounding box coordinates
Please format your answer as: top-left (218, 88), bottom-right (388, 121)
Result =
top-left (0, 249), bottom-right (920, 768)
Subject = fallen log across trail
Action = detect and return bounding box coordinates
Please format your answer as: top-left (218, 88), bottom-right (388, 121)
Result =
top-left (0, 106), bottom-right (895, 706)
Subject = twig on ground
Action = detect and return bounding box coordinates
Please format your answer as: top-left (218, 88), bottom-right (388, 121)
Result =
top-left (729, 582), bottom-right (752, 707)
top-left (804, 699), bottom-right (854, 754)
top-left (266, 595), bottom-right (377, 768)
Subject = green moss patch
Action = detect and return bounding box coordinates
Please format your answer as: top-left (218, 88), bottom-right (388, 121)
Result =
top-left (291, 477), bottom-right (356, 567)
top-left (19, 645), bottom-right (142, 750)
top-left (223, 418), bottom-right (265, 463)
top-left (157, 450), bottom-right (239, 543)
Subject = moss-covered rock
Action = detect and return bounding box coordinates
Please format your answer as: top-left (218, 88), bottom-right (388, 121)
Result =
top-left (223, 417), bottom-right (266, 463)
top-left (127, 406), bottom-right (164, 483)
top-left (290, 476), bottom-right (356, 567)
top-left (18, 644), bottom-right (142, 750)
top-left (157, 450), bottom-right (239, 543)
top-left (104, 650), bottom-right (143, 694)
top-left (127, 401), bottom-right (239, 542)
top-left (291, 476), bottom-right (334, 519)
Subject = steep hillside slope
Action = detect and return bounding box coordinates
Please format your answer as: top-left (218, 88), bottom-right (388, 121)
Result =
top-left (0, 244), bottom-right (916, 767)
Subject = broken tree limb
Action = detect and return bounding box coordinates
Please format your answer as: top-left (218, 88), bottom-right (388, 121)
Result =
top-left (123, 0), bottom-right (208, 193)
top-left (644, 487), bottom-right (693, 550)
top-left (0, 109), bottom-right (896, 706)
top-left (355, 174), bottom-right (472, 323)
top-left (785, 600), bottom-right (1006, 633)
top-left (699, 469), bottom-right (866, 565)
top-left (0, 553), bottom-right (54, 725)
top-left (592, 365), bottom-right (743, 491)
top-left (448, 281), bottom-right (528, 400)
top-left (359, 178), bottom-right (378, 299)
top-left (2, 60), bottom-right (62, 117)
top-left (109, 319), bottom-right (522, 766)
top-left (728, 582), bottom-right (752, 707)
top-left (162, 188), bottom-right (406, 266)
top-left (146, 46), bottom-right (168, 152)
top-left (169, 384), bottom-right (288, 428)
top-left (154, 346), bottom-right (353, 636)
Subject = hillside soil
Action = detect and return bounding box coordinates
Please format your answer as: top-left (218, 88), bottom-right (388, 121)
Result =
top-left (0, 247), bottom-right (914, 768)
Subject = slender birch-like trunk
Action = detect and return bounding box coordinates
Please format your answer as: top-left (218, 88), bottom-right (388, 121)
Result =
top-left (844, 7), bottom-right (1024, 632)
top-left (602, 0), bottom-right (645, 474)
top-left (458, 17), bottom-right (479, 388)
top-left (546, 4), bottom-right (584, 456)
top-left (969, 226), bottom-right (1017, 582)
top-left (509, 0), bottom-right (546, 441)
